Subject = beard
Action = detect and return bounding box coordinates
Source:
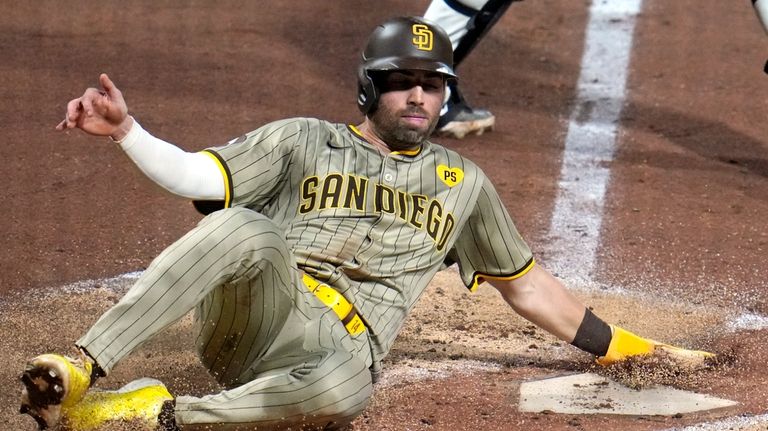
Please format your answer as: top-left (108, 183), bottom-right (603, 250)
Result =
top-left (368, 104), bottom-right (438, 151)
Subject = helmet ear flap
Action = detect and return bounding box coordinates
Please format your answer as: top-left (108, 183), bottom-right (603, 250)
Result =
top-left (357, 68), bottom-right (378, 115)
top-left (439, 81), bottom-right (451, 116)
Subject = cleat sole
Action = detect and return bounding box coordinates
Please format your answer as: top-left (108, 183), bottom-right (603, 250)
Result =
top-left (435, 116), bottom-right (496, 140)
top-left (19, 356), bottom-right (80, 430)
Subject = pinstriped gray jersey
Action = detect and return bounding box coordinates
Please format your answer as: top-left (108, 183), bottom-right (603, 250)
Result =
top-left (203, 117), bottom-right (534, 373)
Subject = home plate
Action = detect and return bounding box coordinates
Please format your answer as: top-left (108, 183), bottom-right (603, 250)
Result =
top-left (519, 373), bottom-right (738, 415)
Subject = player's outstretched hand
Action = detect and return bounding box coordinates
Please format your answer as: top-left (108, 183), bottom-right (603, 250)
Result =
top-left (56, 73), bottom-right (130, 139)
top-left (596, 326), bottom-right (715, 369)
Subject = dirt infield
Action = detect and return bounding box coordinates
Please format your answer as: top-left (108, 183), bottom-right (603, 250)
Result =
top-left (2, 1), bottom-right (767, 430)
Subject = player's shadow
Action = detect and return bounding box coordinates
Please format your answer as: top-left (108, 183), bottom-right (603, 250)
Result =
top-left (385, 345), bottom-right (590, 374)
top-left (620, 102), bottom-right (768, 181)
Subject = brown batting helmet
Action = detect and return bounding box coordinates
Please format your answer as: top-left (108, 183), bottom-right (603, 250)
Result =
top-left (357, 16), bottom-right (457, 114)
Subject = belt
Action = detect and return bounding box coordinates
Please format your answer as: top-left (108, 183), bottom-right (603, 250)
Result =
top-left (302, 274), bottom-right (366, 336)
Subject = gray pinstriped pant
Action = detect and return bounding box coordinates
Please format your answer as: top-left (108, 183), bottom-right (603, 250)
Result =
top-left (77, 207), bottom-right (373, 429)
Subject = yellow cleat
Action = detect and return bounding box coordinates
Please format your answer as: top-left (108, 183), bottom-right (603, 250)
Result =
top-left (59, 378), bottom-right (174, 431)
top-left (20, 353), bottom-right (95, 429)
top-left (596, 326), bottom-right (715, 368)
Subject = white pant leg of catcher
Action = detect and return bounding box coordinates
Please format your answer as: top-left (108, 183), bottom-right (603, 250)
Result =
top-left (76, 207), bottom-right (372, 429)
top-left (424, 0), bottom-right (490, 48)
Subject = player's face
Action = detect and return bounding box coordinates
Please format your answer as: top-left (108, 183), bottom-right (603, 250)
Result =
top-left (369, 70), bottom-right (445, 151)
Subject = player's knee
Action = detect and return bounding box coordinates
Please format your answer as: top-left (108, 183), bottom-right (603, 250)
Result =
top-left (303, 358), bottom-right (373, 426)
top-left (303, 389), bottom-right (371, 429)
top-left (200, 208), bottom-right (293, 273)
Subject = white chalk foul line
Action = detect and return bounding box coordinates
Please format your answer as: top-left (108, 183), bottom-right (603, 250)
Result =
top-left (546, 0), bottom-right (642, 283)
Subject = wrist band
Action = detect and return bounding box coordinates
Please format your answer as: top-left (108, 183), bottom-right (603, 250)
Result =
top-left (570, 308), bottom-right (612, 356)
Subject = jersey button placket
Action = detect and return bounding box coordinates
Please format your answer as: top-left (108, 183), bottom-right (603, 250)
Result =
top-left (356, 155), bottom-right (396, 260)
top-left (382, 155), bottom-right (396, 186)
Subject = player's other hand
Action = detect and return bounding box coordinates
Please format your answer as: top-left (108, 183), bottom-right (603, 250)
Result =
top-left (596, 326), bottom-right (715, 369)
top-left (56, 73), bottom-right (130, 139)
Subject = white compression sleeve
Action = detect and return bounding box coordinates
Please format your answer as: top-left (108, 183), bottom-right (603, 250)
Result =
top-left (114, 119), bottom-right (225, 200)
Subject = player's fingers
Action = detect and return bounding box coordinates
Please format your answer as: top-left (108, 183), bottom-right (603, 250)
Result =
top-left (100, 73), bottom-right (122, 100)
top-left (80, 92), bottom-right (96, 118)
top-left (64, 98), bottom-right (83, 128)
top-left (99, 73), bottom-right (112, 91)
top-left (656, 344), bottom-right (715, 369)
top-left (82, 86), bottom-right (114, 120)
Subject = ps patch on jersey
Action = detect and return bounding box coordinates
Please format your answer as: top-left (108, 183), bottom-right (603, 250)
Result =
top-left (437, 165), bottom-right (464, 187)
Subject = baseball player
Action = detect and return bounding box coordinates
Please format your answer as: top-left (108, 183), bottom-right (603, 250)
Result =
top-left (425, 0), bottom-right (520, 139)
top-left (21, 16), bottom-right (713, 431)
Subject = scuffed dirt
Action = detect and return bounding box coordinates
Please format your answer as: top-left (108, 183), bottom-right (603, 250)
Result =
top-left (0, 270), bottom-right (750, 431)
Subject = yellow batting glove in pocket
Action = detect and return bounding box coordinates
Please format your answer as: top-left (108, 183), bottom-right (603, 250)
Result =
top-left (597, 326), bottom-right (715, 368)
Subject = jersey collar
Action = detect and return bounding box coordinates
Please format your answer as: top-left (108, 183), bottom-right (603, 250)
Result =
top-left (345, 124), bottom-right (431, 160)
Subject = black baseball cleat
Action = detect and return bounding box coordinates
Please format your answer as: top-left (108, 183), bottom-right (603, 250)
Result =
top-left (434, 82), bottom-right (495, 139)
top-left (435, 101), bottom-right (496, 139)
